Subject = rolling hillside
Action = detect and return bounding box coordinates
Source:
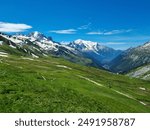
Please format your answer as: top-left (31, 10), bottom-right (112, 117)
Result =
top-left (0, 53), bottom-right (150, 112)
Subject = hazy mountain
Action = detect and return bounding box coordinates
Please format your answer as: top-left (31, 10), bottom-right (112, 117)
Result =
top-left (110, 42), bottom-right (150, 73)
top-left (68, 39), bottom-right (122, 68)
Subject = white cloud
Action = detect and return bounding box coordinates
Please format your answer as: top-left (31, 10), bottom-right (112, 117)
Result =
top-left (0, 22), bottom-right (32, 33)
top-left (49, 22), bottom-right (91, 35)
top-left (104, 29), bottom-right (132, 35)
top-left (87, 31), bottom-right (103, 35)
top-left (102, 42), bottom-right (127, 45)
top-left (103, 35), bottom-right (150, 42)
top-left (78, 23), bottom-right (91, 30)
top-left (87, 29), bottom-right (132, 35)
top-left (50, 29), bottom-right (76, 34)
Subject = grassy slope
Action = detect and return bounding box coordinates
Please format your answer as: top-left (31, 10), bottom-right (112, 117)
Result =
top-left (0, 54), bottom-right (150, 113)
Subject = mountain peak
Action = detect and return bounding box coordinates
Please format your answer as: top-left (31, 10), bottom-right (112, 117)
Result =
top-left (74, 39), bottom-right (98, 45)
top-left (29, 31), bottom-right (44, 38)
top-left (28, 31), bottom-right (52, 42)
top-left (72, 39), bottom-right (109, 51)
top-left (32, 31), bottom-right (41, 37)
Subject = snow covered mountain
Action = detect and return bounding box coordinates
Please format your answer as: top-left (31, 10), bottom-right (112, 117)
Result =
top-left (12, 32), bottom-right (59, 51)
top-left (68, 39), bottom-right (122, 67)
top-left (69, 39), bottom-right (106, 53)
top-left (28, 31), bottom-right (53, 42)
top-left (1, 31), bottom-right (149, 73)
top-left (0, 32), bottom-right (93, 66)
top-left (0, 33), bottom-right (123, 69)
top-left (110, 42), bottom-right (150, 73)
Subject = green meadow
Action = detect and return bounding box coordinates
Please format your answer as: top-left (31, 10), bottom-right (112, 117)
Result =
top-left (0, 54), bottom-right (149, 113)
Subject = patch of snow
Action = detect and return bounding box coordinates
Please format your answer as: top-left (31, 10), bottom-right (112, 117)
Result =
top-left (0, 34), bottom-right (22, 44)
top-left (24, 49), bottom-right (27, 53)
top-left (77, 75), bottom-right (103, 87)
top-left (0, 41), bottom-right (3, 45)
top-left (0, 54), bottom-right (8, 57)
top-left (9, 37), bottom-right (22, 44)
top-left (31, 53), bottom-right (39, 58)
top-left (35, 41), bottom-right (58, 51)
top-left (77, 75), bottom-right (147, 106)
top-left (0, 52), bottom-right (8, 57)
top-left (15, 35), bottom-right (29, 40)
top-left (112, 90), bottom-right (147, 106)
top-left (21, 57), bottom-right (34, 60)
top-left (113, 90), bottom-right (134, 100)
top-left (9, 44), bottom-right (16, 49)
top-left (139, 87), bottom-right (146, 91)
top-left (32, 46), bottom-right (41, 52)
top-left (56, 65), bottom-right (72, 70)
top-left (139, 101), bottom-right (147, 106)
top-left (0, 52), bottom-right (8, 55)
top-left (29, 37), bottom-right (36, 42)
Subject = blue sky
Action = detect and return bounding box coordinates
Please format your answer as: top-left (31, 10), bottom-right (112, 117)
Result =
top-left (0, 0), bottom-right (150, 50)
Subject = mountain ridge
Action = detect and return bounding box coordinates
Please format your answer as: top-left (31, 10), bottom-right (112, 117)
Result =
top-left (0, 32), bottom-right (122, 69)
top-left (1, 31), bottom-right (150, 75)
top-left (110, 41), bottom-right (150, 73)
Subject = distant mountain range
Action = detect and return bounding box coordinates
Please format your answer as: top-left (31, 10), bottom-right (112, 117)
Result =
top-left (0, 31), bottom-right (150, 79)
top-left (110, 42), bottom-right (150, 73)
top-left (68, 39), bottom-right (122, 68)
top-left (0, 32), bottom-right (94, 66)
top-left (0, 32), bottom-right (122, 68)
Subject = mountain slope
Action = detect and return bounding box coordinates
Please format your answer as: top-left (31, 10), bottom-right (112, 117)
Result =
top-left (0, 32), bottom-right (94, 66)
top-left (127, 64), bottom-right (150, 81)
top-left (0, 54), bottom-right (150, 112)
top-left (110, 42), bottom-right (150, 73)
